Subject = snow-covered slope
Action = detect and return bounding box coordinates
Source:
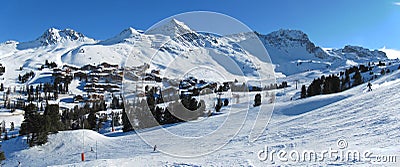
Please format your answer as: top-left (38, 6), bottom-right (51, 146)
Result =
top-left (2, 68), bottom-right (400, 166)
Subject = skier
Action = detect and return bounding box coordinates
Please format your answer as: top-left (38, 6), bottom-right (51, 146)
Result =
top-left (153, 145), bottom-right (157, 152)
top-left (367, 82), bottom-right (372, 91)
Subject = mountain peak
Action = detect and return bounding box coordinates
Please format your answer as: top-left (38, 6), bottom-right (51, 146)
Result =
top-left (120, 27), bottom-right (141, 37)
top-left (146, 18), bottom-right (196, 38)
top-left (37, 28), bottom-right (88, 46)
top-left (14, 28), bottom-right (95, 50)
top-left (335, 45), bottom-right (387, 59)
top-left (266, 29), bottom-right (309, 43)
top-left (262, 29), bottom-right (318, 52)
top-left (99, 27), bottom-right (142, 45)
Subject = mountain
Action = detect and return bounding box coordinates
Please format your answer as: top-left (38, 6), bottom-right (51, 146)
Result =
top-left (259, 29), bottom-right (330, 59)
top-left (15, 28), bottom-right (96, 50)
top-left (146, 18), bottom-right (197, 38)
top-left (328, 45), bottom-right (387, 61)
top-left (0, 19), bottom-right (390, 80)
top-left (37, 28), bottom-right (89, 45)
top-left (252, 29), bottom-right (387, 75)
top-left (100, 27), bottom-right (142, 45)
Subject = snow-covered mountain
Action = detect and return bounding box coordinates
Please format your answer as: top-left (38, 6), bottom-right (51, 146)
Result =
top-left (146, 19), bottom-right (197, 38)
top-left (328, 45), bottom-right (387, 61)
top-left (100, 27), bottom-right (142, 45)
top-left (0, 19), bottom-right (389, 81)
top-left (16, 28), bottom-right (96, 50)
top-left (2, 62), bottom-right (400, 167)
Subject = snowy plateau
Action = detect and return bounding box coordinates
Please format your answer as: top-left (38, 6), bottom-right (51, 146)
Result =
top-left (0, 19), bottom-right (399, 166)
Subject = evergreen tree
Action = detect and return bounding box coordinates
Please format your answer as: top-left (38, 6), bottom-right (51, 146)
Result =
top-left (122, 108), bottom-right (133, 132)
top-left (253, 93), bottom-right (261, 107)
top-left (301, 85), bottom-right (307, 98)
top-left (0, 145), bottom-right (5, 162)
top-left (352, 70), bottom-right (363, 86)
top-left (215, 98), bottom-right (222, 112)
top-left (344, 70), bottom-right (351, 88)
top-left (10, 122), bottom-right (14, 131)
top-left (44, 104), bottom-right (63, 133)
top-left (20, 103), bottom-right (48, 147)
top-left (223, 99), bottom-right (229, 106)
top-left (87, 111), bottom-right (97, 130)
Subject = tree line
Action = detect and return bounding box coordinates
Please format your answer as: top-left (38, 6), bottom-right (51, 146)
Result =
top-left (301, 62), bottom-right (397, 98)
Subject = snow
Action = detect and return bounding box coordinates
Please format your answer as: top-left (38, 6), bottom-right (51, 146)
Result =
top-left (146, 18), bottom-right (197, 38)
top-left (380, 47), bottom-right (400, 59)
top-left (0, 19), bottom-right (399, 166)
top-left (0, 69), bottom-right (399, 166)
top-left (0, 109), bottom-right (24, 129)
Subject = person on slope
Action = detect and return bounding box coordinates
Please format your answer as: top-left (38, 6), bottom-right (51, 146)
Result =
top-left (367, 82), bottom-right (372, 92)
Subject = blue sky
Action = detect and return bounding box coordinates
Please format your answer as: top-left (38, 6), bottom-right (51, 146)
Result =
top-left (0, 0), bottom-right (399, 51)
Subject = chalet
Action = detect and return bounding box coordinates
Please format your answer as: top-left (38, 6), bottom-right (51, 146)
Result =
top-left (92, 68), bottom-right (103, 73)
top-left (102, 67), bottom-right (116, 73)
top-left (88, 93), bottom-right (104, 101)
top-left (100, 62), bottom-right (119, 68)
top-left (63, 64), bottom-right (79, 71)
top-left (84, 83), bottom-right (120, 93)
top-left (81, 64), bottom-right (96, 71)
top-left (73, 71), bottom-right (87, 80)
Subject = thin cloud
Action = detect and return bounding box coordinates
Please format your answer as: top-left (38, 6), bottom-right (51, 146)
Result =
top-left (394, 2), bottom-right (400, 6)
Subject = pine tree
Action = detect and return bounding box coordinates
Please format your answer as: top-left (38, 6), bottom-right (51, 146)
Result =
top-left (253, 93), bottom-right (262, 107)
top-left (0, 147), bottom-right (5, 162)
top-left (331, 75), bottom-right (341, 93)
top-left (301, 85), bottom-right (307, 98)
top-left (10, 122), bottom-right (14, 131)
top-left (87, 111), bottom-right (97, 130)
top-left (20, 103), bottom-right (49, 147)
top-left (352, 70), bottom-right (363, 86)
top-left (44, 104), bottom-right (63, 133)
top-left (215, 98), bottom-right (222, 112)
top-left (223, 99), bottom-right (229, 106)
top-left (122, 108), bottom-right (133, 132)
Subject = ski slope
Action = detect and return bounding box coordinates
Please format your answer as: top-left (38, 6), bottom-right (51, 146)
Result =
top-left (2, 69), bottom-right (400, 166)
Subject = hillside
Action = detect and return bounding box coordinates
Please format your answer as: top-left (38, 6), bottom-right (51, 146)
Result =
top-left (1, 66), bottom-right (400, 166)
